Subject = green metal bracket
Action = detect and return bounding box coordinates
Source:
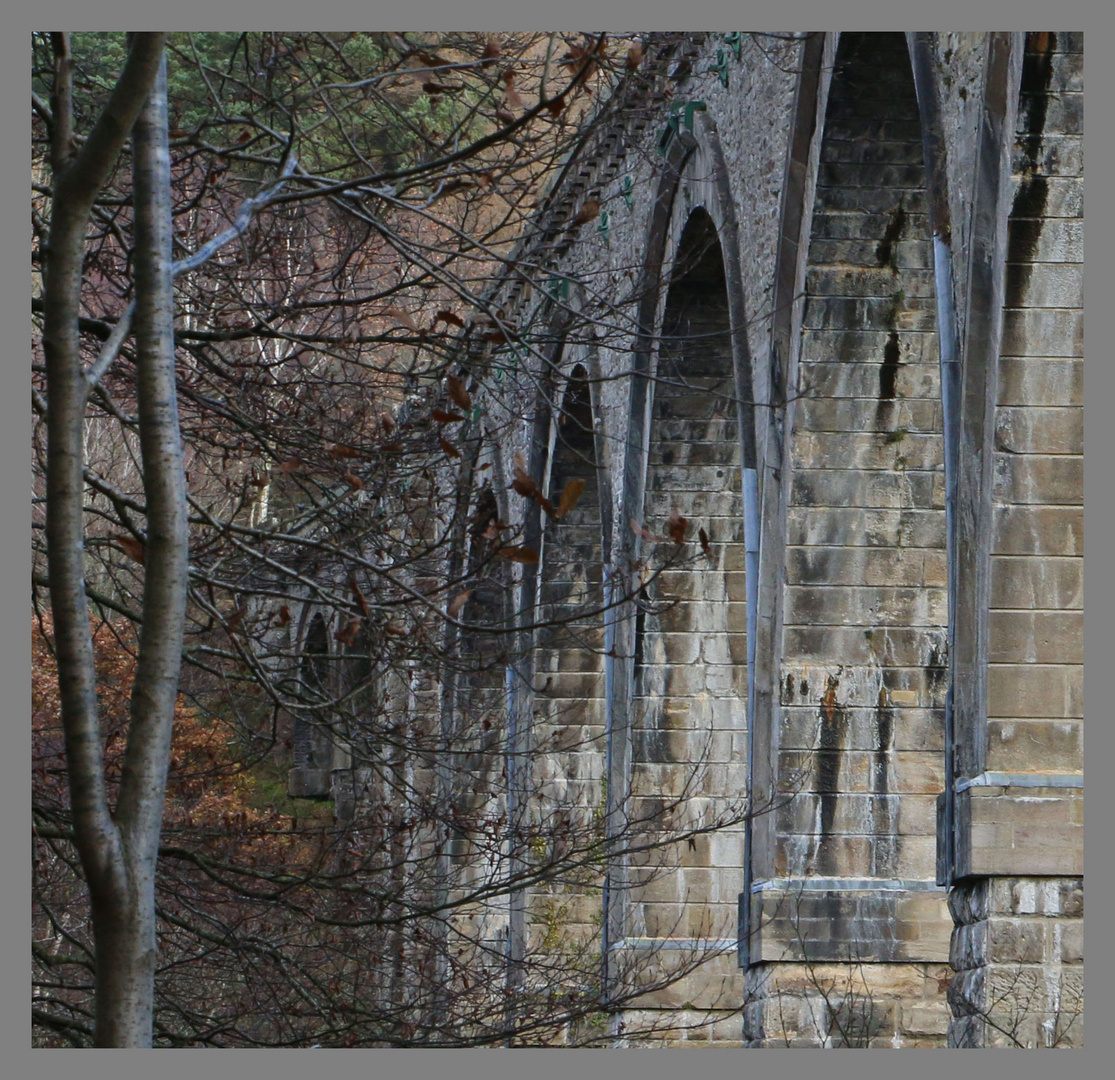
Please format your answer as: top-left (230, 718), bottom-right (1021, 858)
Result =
top-left (723, 32), bottom-right (743, 61)
top-left (622, 175), bottom-right (634, 210)
top-left (713, 49), bottom-right (730, 88)
top-left (546, 275), bottom-right (570, 302)
top-left (597, 207), bottom-right (610, 244)
top-left (656, 100), bottom-right (706, 156)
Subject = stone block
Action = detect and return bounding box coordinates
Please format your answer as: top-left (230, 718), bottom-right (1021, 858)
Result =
top-left (903, 1002), bottom-right (951, 1036)
top-left (1059, 921), bottom-right (1083, 963)
top-left (792, 431), bottom-right (943, 471)
top-left (787, 506), bottom-right (946, 549)
top-left (787, 545), bottom-right (946, 588)
top-left (753, 887), bottom-right (950, 964)
top-left (990, 554), bottom-right (1082, 609)
top-left (998, 358), bottom-right (1083, 406)
top-left (657, 631), bottom-right (702, 665)
top-left (994, 405), bottom-right (1083, 455)
top-left (954, 785), bottom-right (1083, 877)
top-left (287, 766), bottom-right (331, 798)
top-left (1000, 309), bottom-right (1082, 359)
top-left (992, 506), bottom-right (1083, 558)
top-left (986, 719), bottom-right (1082, 772)
top-left (1004, 262), bottom-right (1083, 308)
top-left (987, 663), bottom-right (1082, 718)
top-left (841, 397), bottom-right (945, 434)
top-left (987, 610), bottom-right (1083, 664)
top-left (796, 358), bottom-right (941, 400)
top-left (993, 453), bottom-right (1083, 506)
top-left (784, 625), bottom-right (946, 666)
top-left (987, 918), bottom-right (1047, 964)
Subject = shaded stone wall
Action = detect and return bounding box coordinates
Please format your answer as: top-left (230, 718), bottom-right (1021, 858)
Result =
top-left (530, 364), bottom-right (609, 951)
top-left (777, 31), bottom-right (946, 885)
top-left (631, 208), bottom-right (747, 950)
top-left (947, 30), bottom-right (1083, 1049)
top-left (743, 32), bottom-right (952, 1047)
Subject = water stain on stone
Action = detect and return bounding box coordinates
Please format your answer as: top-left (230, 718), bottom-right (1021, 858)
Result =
top-left (816, 674), bottom-right (848, 874)
top-left (875, 198), bottom-right (907, 270)
top-left (1006, 32), bottom-right (1056, 305)
top-left (879, 330), bottom-right (901, 400)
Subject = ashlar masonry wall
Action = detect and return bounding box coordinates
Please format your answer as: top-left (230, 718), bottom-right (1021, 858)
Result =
top-left (477, 31), bottom-right (1083, 1047)
top-left (303, 31), bottom-right (1082, 1048)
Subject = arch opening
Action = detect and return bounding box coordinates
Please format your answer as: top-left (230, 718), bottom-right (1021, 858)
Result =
top-left (629, 206), bottom-right (747, 956)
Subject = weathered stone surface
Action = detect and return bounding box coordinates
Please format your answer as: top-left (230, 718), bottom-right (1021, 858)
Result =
top-left (993, 454), bottom-right (1083, 506)
top-left (987, 663), bottom-right (1082, 718)
top-left (412, 29), bottom-right (1087, 1047)
top-left (986, 719), bottom-right (1083, 772)
top-left (992, 506), bottom-right (1082, 554)
top-left (994, 406), bottom-right (1083, 454)
top-left (989, 555), bottom-right (1082, 608)
top-left (987, 610), bottom-right (1083, 664)
top-left (955, 786), bottom-right (1083, 877)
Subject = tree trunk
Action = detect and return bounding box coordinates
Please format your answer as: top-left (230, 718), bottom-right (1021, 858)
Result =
top-left (42, 33), bottom-right (176, 1047)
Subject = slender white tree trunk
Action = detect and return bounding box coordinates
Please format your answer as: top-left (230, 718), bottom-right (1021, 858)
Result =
top-left (42, 33), bottom-right (181, 1047)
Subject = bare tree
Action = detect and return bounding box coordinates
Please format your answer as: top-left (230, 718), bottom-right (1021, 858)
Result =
top-left (38, 32), bottom-right (183, 1047)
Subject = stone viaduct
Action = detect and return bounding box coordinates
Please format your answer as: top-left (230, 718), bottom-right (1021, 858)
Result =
top-left (292, 31), bottom-right (1083, 1047)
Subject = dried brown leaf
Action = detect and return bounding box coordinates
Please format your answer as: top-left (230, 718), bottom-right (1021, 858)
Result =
top-left (699, 527), bottom-right (711, 556)
top-left (511, 454), bottom-right (538, 499)
top-left (447, 590), bottom-right (472, 617)
top-left (481, 39), bottom-right (501, 67)
top-left (571, 199), bottom-right (601, 227)
top-left (114, 536), bottom-right (146, 564)
top-left (447, 375), bottom-right (472, 411)
top-left (497, 545), bottom-right (540, 564)
top-left (385, 306), bottom-right (418, 331)
top-left (334, 617), bottom-right (363, 647)
top-left (667, 511), bottom-right (688, 546)
top-left (328, 443), bottom-right (360, 459)
top-left (435, 309), bottom-right (465, 328)
top-left (438, 434), bottom-right (461, 459)
top-left (350, 575), bottom-right (370, 617)
top-left (557, 478), bottom-right (586, 518)
top-left (431, 408), bottom-right (465, 424)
